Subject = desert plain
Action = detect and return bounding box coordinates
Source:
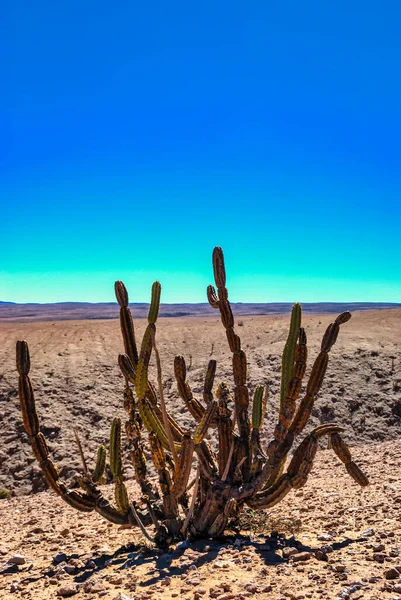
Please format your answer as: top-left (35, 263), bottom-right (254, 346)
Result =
top-left (0, 307), bottom-right (401, 600)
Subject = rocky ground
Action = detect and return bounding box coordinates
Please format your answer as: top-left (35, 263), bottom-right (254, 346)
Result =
top-left (0, 440), bottom-right (400, 600)
top-left (0, 309), bottom-right (400, 600)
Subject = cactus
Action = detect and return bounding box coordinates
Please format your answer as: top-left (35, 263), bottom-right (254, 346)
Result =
top-left (92, 445), bottom-right (106, 483)
top-left (16, 248), bottom-right (369, 545)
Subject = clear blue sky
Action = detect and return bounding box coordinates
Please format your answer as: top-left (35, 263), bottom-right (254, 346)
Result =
top-left (2, 1), bottom-right (400, 303)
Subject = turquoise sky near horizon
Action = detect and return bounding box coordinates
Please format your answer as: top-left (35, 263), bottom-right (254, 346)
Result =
top-left (1, 2), bottom-right (401, 304)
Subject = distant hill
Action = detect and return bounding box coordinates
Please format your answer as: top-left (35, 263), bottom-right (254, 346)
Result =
top-left (0, 301), bottom-right (400, 322)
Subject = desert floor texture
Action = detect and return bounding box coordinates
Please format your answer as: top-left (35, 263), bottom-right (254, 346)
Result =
top-left (0, 309), bottom-right (401, 600)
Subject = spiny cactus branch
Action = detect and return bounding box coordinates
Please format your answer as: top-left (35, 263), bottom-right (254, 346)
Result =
top-left (152, 329), bottom-right (178, 464)
top-left (15, 247), bottom-right (370, 546)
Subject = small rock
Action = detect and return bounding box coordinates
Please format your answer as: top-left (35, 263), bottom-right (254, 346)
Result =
top-left (258, 544), bottom-right (272, 551)
top-left (385, 568), bottom-right (400, 580)
top-left (53, 553), bottom-right (68, 564)
top-left (292, 552), bottom-right (312, 562)
top-left (177, 540), bottom-right (190, 551)
top-left (383, 581), bottom-right (394, 591)
top-left (63, 565), bottom-right (77, 575)
top-left (214, 560), bottom-right (233, 569)
top-left (97, 546), bottom-right (112, 554)
top-left (363, 528), bottom-right (375, 537)
top-left (373, 553), bottom-right (385, 563)
top-left (83, 578), bottom-right (107, 593)
top-left (315, 550), bottom-right (328, 561)
top-left (283, 547), bottom-right (299, 558)
top-left (0, 546), bottom-right (9, 555)
top-left (58, 584), bottom-right (79, 596)
top-left (8, 554), bottom-right (26, 566)
top-left (30, 527), bottom-right (45, 534)
top-left (10, 583), bottom-right (19, 593)
top-left (244, 583), bottom-right (259, 593)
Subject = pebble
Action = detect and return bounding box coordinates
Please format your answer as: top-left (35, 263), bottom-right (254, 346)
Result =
top-left (83, 578), bottom-right (107, 593)
top-left (8, 554), bottom-right (26, 565)
top-left (177, 540), bottom-right (190, 551)
top-left (214, 560), bottom-right (233, 569)
top-left (363, 528), bottom-right (375, 537)
top-left (291, 551), bottom-right (312, 562)
top-left (373, 553), bottom-right (385, 563)
top-left (57, 584), bottom-right (79, 596)
top-left (385, 568), bottom-right (400, 580)
top-left (97, 546), bottom-right (112, 554)
top-left (283, 547), bottom-right (299, 558)
top-left (53, 553), bottom-right (68, 564)
top-left (0, 546), bottom-right (9, 555)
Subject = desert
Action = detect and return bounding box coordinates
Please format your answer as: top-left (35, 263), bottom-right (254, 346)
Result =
top-left (4, 2), bottom-right (400, 598)
top-left (1, 305), bottom-right (401, 600)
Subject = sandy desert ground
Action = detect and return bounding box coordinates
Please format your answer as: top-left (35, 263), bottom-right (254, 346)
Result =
top-left (0, 308), bottom-right (401, 599)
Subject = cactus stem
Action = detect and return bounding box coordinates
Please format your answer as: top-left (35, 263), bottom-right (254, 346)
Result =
top-left (73, 428), bottom-right (88, 474)
top-left (129, 503), bottom-right (155, 543)
top-left (146, 500), bottom-right (161, 532)
top-left (152, 330), bottom-right (178, 465)
top-left (181, 466), bottom-right (200, 537)
top-left (221, 441), bottom-right (235, 482)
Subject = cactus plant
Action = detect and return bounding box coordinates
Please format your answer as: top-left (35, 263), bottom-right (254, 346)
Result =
top-left (16, 247), bottom-right (369, 545)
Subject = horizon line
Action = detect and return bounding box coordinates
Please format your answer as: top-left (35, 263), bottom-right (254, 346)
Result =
top-left (1, 300), bottom-right (401, 307)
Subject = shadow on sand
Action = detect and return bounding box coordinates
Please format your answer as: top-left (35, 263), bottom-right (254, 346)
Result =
top-left (10, 531), bottom-right (366, 591)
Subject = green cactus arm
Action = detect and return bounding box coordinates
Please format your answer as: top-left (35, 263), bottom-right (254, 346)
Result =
top-left (115, 481), bottom-right (130, 513)
top-left (92, 445), bottom-right (106, 483)
top-left (110, 417), bottom-right (123, 478)
top-left (115, 280), bottom-right (139, 366)
top-left (138, 398), bottom-right (181, 452)
top-left (251, 386), bottom-right (265, 429)
top-left (280, 303), bottom-right (302, 408)
top-left (135, 323), bottom-right (155, 399)
top-left (148, 281), bottom-right (161, 324)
